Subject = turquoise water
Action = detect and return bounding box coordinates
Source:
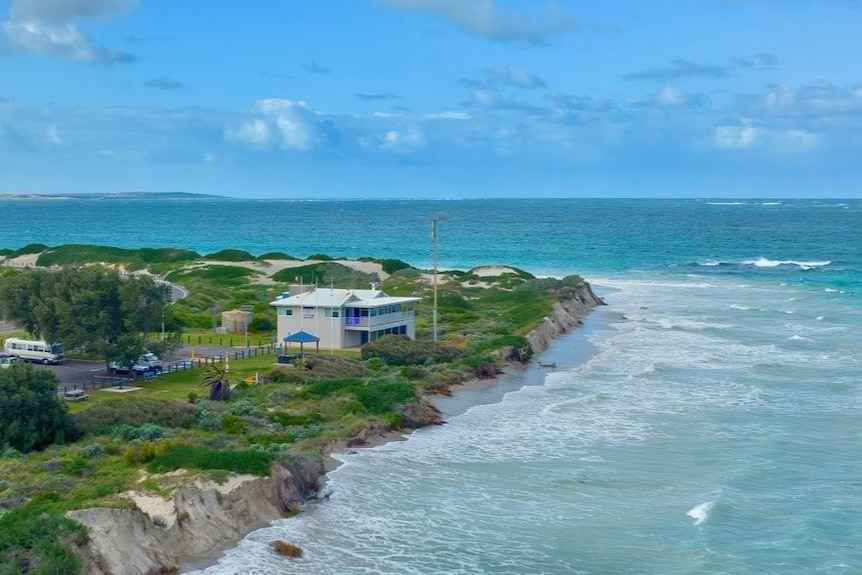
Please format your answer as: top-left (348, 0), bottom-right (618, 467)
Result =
top-left (3, 198), bottom-right (860, 573)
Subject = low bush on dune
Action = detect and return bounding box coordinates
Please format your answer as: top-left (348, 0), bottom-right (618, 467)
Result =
top-left (258, 251), bottom-right (298, 260)
top-left (361, 335), bottom-right (465, 366)
top-left (11, 243), bottom-right (50, 256)
top-left (74, 398), bottom-right (197, 435)
top-left (202, 249), bottom-right (256, 261)
top-left (0, 493), bottom-right (87, 575)
top-left (147, 446), bottom-right (273, 475)
top-left (271, 262), bottom-right (379, 287)
top-left (169, 264), bottom-right (259, 286)
top-left (292, 376), bottom-right (417, 417)
top-left (35, 245), bottom-right (198, 269)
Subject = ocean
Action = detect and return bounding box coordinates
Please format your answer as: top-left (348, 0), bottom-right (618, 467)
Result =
top-left (3, 198), bottom-right (861, 574)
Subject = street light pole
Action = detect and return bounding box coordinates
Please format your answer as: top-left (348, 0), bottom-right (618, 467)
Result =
top-left (431, 216), bottom-right (445, 342)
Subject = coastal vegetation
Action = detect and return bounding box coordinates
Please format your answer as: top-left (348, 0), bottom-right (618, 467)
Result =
top-left (0, 244), bottom-right (599, 574)
top-left (0, 265), bottom-right (176, 372)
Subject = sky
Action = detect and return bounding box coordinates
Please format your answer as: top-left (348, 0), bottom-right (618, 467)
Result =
top-left (0, 0), bottom-right (860, 198)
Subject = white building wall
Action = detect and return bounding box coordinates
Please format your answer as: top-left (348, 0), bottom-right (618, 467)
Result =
top-left (274, 299), bottom-right (419, 350)
top-left (276, 307), bottom-right (345, 351)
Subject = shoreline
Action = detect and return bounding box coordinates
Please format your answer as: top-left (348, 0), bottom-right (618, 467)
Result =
top-left (176, 288), bottom-right (607, 574)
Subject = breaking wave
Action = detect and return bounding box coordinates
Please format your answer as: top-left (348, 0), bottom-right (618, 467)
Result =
top-left (687, 501), bottom-right (715, 525)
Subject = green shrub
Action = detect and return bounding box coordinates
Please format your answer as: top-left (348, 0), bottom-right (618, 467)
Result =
top-left (271, 262), bottom-right (379, 287)
top-left (221, 415), bottom-right (247, 435)
top-left (35, 244), bottom-right (198, 267)
top-left (364, 357), bottom-right (385, 372)
top-left (266, 412), bottom-right (324, 427)
top-left (82, 443), bottom-right (104, 458)
top-left (171, 264), bottom-right (258, 286)
top-left (375, 258), bottom-right (413, 274)
top-left (123, 442), bottom-right (158, 465)
top-left (352, 379), bottom-right (416, 415)
top-left (361, 335), bottom-right (464, 366)
top-left (0, 493), bottom-right (87, 575)
top-left (112, 423), bottom-right (167, 442)
top-left (74, 398), bottom-right (197, 434)
top-left (294, 378), bottom-right (363, 399)
top-left (0, 445), bottom-right (22, 459)
top-left (246, 434), bottom-right (296, 447)
top-left (258, 251), bottom-right (298, 260)
top-left (459, 354), bottom-right (500, 378)
top-left (11, 243), bottom-right (49, 256)
top-left (60, 456), bottom-right (89, 477)
top-left (147, 446), bottom-right (273, 476)
top-left (196, 408), bottom-right (218, 431)
top-left (203, 249), bottom-right (256, 261)
top-left (136, 424), bottom-right (167, 442)
top-left (0, 364), bottom-right (81, 453)
top-left (228, 399), bottom-right (262, 418)
top-left (250, 316), bottom-right (273, 331)
top-left (400, 366), bottom-right (427, 380)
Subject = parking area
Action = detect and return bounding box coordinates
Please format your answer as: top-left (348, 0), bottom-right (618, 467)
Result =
top-left (27, 344), bottom-right (246, 394)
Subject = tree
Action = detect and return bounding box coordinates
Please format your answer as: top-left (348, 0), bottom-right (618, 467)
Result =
top-left (199, 363), bottom-right (232, 401)
top-left (0, 364), bottom-right (80, 452)
top-left (0, 267), bottom-right (175, 369)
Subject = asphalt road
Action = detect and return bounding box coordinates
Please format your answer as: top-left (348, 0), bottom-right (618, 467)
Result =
top-left (29, 343), bottom-right (245, 394)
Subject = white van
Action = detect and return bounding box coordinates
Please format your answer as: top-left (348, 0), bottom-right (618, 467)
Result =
top-left (3, 338), bottom-right (64, 364)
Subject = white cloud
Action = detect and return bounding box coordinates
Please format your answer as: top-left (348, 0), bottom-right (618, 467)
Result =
top-left (225, 118), bottom-right (272, 147)
top-left (655, 87), bottom-right (688, 107)
top-left (46, 124), bottom-right (63, 146)
top-left (651, 86), bottom-right (709, 108)
top-left (225, 99), bottom-right (322, 151)
top-left (2, 0), bottom-right (136, 63)
top-left (425, 111), bottom-right (472, 120)
top-left (379, 0), bottom-right (577, 43)
top-left (762, 82), bottom-right (862, 115)
top-left (490, 66), bottom-right (546, 88)
top-left (714, 121), bottom-right (761, 149)
top-left (379, 126), bottom-right (426, 152)
top-left (714, 118), bottom-right (821, 152)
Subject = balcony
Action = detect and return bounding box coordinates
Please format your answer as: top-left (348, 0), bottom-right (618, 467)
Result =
top-left (344, 310), bottom-right (414, 329)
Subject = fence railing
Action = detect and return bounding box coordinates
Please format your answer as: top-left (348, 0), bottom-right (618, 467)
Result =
top-left (58, 345), bottom-right (279, 395)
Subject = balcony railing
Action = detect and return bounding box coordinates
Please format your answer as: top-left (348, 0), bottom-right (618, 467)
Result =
top-left (344, 310), bottom-right (414, 328)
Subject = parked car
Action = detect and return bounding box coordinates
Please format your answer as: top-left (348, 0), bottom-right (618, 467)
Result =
top-left (0, 353), bottom-right (22, 369)
top-left (109, 352), bottom-right (163, 376)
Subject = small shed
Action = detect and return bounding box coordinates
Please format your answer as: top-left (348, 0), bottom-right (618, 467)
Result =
top-left (221, 309), bottom-right (252, 333)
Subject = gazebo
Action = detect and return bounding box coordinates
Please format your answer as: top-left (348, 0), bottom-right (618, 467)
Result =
top-left (282, 330), bottom-right (320, 357)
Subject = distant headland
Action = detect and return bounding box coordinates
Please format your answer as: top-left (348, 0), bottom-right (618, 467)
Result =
top-left (0, 191), bottom-right (227, 201)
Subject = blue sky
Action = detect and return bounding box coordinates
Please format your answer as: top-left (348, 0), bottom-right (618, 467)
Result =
top-left (0, 0), bottom-right (860, 198)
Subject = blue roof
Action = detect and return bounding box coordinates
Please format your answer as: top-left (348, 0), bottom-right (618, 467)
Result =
top-left (283, 330), bottom-right (320, 343)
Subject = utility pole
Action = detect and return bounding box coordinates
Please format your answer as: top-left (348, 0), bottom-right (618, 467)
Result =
top-left (239, 305), bottom-right (254, 352)
top-left (431, 215), bottom-right (446, 342)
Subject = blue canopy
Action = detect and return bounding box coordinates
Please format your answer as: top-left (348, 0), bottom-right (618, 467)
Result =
top-left (283, 330), bottom-right (320, 343)
top-left (283, 330), bottom-right (320, 356)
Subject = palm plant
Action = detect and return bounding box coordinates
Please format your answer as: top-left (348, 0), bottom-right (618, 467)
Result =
top-left (199, 363), bottom-right (232, 401)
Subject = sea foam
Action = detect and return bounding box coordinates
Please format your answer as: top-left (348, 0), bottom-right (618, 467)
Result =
top-left (743, 257), bottom-right (831, 270)
top-left (687, 501), bottom-right (715, 525)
